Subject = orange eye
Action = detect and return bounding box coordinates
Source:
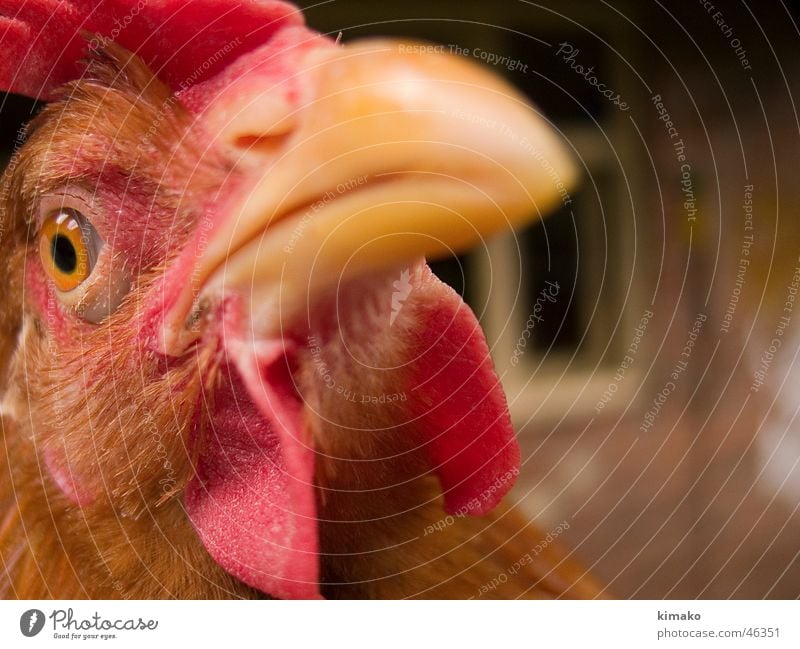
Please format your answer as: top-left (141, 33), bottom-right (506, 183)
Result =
top-left (38, 209), bottom-right (100, 292)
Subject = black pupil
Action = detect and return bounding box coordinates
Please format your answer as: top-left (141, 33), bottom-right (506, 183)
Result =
top-left (51, 234), bottom-right (78, 274)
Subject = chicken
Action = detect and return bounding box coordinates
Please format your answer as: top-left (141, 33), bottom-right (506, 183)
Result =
top-left (0, 0), bottom-right (605, 599)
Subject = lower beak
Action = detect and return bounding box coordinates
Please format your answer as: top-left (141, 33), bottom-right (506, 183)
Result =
top-left (159, 39), bottom-right (576, 354)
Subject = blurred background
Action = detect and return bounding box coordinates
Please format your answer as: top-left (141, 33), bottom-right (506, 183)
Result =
top-left (3, 0), bottom-right (800, 598)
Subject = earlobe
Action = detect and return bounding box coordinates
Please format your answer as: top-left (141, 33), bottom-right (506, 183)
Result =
top-left (74, 260), bottom-right (132, 324)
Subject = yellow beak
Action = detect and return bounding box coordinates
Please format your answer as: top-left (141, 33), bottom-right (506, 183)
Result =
top-left (159, 39), bottom-right (576, 354)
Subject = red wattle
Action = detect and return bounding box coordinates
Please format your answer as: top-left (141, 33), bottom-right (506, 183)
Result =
top-left (185, 337), bottom-right (320, 599)
top-left (406, 266), bottom-right (520, 515)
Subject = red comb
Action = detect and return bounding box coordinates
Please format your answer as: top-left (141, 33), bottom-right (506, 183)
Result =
top-left (0, 0), bottom-right (302, 100)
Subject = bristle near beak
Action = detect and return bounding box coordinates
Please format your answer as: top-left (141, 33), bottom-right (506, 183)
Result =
top-left (157, 38), bottom-right (576, 354)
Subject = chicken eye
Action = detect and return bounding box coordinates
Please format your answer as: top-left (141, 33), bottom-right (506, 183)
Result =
top-left (38, 208), bottom-right (101, 292)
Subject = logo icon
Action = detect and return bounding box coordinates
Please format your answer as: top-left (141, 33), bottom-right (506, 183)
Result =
top-left (20, 609), bottom-right (45, 637)
top-left (390, 268), bottom-right (413, 326)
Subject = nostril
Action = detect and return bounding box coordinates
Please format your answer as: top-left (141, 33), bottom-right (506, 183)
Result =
top-left (234, 132), bottom-right (293, 156)
top-left (209, 93), bottom-right (298, 159)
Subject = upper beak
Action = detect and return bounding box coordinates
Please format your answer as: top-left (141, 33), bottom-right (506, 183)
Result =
top-left (158, 38), bottom-right (576, 354)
